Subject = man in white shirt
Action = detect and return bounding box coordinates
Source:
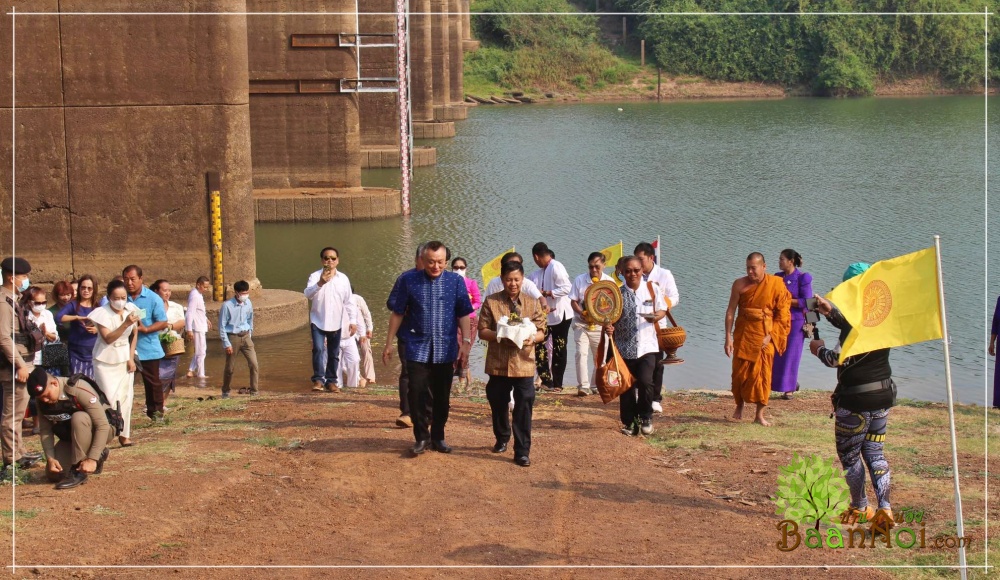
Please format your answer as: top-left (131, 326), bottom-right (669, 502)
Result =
top-left (485, 252), bottom-right (545, 301)
top-left (185, 276), bottom-right (211, 379)
top-left (304, 247), bottom-right (357, 393)
top-left (569, 252), bottom-right (614, 396)
top-left (529, 243), bottom-right (573, 392)
top-left (634, 242), bottom-right (680, 413)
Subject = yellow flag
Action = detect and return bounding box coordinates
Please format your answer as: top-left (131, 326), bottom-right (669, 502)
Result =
top-left (481, 247), bottom-right (515, 287)
top-left (600, 241), bottom-right (623, 272)
top-left (825, 247), bottom-right (943, 363)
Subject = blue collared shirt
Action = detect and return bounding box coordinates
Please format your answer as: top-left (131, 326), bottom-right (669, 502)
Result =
top-left (219, 297), bottom-right (254, 348)
top-left (389, 270), bottom-right (473, 364)
top-left (127, 286), bottom-right (167, 361)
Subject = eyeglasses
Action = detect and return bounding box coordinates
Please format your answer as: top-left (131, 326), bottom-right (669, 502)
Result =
top-left (624, 268), bottom-right (643, 274)
top-left (32, 301), bottom-right (47, 306)
top-left (452, 266), bottom-right (466, 270)
top-left (322, 256), bottom-right (338, 261)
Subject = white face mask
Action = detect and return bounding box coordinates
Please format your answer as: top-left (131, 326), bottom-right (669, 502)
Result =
top-left (236, 294), bottom-right (248, 303)
top-left (31, 304), bottom-right (45, 314)
top-left (110, 299), bottom-right (127, 311)
top-left (453, 268), bottom-right (466, 278)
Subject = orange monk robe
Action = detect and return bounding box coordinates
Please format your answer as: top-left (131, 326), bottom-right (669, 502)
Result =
top-left (732, 274), bottom-right (792, 407)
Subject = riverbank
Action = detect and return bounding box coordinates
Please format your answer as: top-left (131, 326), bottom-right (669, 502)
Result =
top-left (4, 385), bottom-right (995, 577)
top-left (465, 70), bottom-right (998, 105)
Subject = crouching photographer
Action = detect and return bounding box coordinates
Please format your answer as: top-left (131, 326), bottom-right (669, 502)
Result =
top-left (26, 368), bottom-right (120, 489)
top-left (808, 262), bottom-right (896, 533)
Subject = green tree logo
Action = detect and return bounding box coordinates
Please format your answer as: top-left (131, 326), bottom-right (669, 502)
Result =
top-left (772, 453), bottom-right (851, 530)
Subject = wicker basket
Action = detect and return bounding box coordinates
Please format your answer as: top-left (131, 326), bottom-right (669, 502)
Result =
top-left (656, 311), bottom-right (686, 364)
top-left (162, 336), bottom-right (186, 357)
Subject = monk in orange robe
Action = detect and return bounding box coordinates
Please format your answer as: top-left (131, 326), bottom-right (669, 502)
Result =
top-left (724, 252), bottom-right (791, 426)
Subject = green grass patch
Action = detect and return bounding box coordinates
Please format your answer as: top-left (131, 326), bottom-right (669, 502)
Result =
top-left (246, 436), bottom-right (302, 450)
top-left (126, 440), bottom-right (189, 459)
top-left (0, 508), bottom-right (39, 520)
top-left (159, 542), bottom-right (185, 549)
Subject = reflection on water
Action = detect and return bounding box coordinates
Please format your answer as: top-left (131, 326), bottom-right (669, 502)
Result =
top-left (203, 96), bottom-right (997, 405)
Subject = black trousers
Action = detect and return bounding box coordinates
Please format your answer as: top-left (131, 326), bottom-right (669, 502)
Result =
top-left (486, 375), bottom-right (535, 457)
top-left (619, 353), bottom-right (657, 428)
top-left (653, 351), bottom-right (665, 402)
top-left (536, 316), bottom-right (572, 389)
top-left (406, 360), bottom-right (454, 442)
top-left (138, 358), bottom-right (164, 418)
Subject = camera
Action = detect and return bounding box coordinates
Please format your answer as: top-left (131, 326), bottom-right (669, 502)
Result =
top-left (803, 297), bottom-right (821, 339)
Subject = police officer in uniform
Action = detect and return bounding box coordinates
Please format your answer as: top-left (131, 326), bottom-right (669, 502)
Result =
top-left (26, 368), bottom-right (114, 489)
top-left (0, 256), bottom-right (43, 477)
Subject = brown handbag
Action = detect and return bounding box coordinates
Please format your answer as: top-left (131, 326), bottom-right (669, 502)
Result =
top-left (594, 327), bottom-right (635, 404)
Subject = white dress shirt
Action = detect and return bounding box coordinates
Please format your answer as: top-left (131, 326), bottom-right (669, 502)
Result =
top-left (353, 294), bottom-right (373, 336)
top-left (304, 269), bottom-right (358, 332)
top-left (643, 264), bottom-right (680, 328)
top-left (185, 289), bottom-right (208, 332)
top-left (485, 275), bottom-right (542, 299)
top-left (569, 272), bottom-right (614, 324)
top-left (621, 281), bottom-right (668, 358)
top-left (528, 258), bottom-right (573, 326)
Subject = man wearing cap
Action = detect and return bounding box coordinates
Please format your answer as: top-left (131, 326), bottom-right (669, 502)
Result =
top-left (26, 368), bottom-right (113, 489)
top-left (0, 256), bottom-right (43, 476)
top-left (809, 262), bottom-right (897, 533)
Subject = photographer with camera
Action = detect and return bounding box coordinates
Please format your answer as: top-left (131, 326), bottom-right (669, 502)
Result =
top-left (808, 262), bottom-right (896, 532)
top-left (26, 367), bottom-right (116, 489)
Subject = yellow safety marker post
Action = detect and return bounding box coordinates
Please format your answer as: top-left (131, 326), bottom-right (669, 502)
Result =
top-left (207, 172), bottom-right (224, 302)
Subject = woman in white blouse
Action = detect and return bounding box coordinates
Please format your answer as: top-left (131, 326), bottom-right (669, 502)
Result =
top-left (88, 280), bottom-right (139, 447)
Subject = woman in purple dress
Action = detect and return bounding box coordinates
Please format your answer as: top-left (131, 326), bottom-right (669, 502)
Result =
top-left (55, 274), bottom-right (99, 377)
top-left (771, 249), bottom-right (812, 400)
top-left (989, 295), bottom-right (1000, 408)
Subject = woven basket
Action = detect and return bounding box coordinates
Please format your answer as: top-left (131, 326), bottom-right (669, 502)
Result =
top-left (163, 337), bottom-right (186, 357)
top-left (656, 311), bottom-right (686, 364)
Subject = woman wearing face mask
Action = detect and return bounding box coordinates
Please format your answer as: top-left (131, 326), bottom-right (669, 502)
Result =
top-left (150, 280), bottom-right (187, 400)
top-left (88, 280), bottom-right (139, 447)
top-left (55, 274), bottom-right (99, 377)
top-left (451, 257), bottom-right (481, 392)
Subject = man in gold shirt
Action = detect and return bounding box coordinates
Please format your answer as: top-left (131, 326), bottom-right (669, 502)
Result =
top-left (724, 252), bottom-right (791, 426)
top-left (478, 261), bottom-right (547, 467)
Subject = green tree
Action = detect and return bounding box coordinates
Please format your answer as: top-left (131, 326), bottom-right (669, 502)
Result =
top-left (772, 453), bottom-right (851, 531)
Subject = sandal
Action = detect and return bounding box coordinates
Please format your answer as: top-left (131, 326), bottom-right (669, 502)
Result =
top-left (119, 437), bottom-right (134, 447)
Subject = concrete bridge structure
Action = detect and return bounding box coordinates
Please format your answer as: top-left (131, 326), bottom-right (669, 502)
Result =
top-left (1, 0), bottom-right (473, 334)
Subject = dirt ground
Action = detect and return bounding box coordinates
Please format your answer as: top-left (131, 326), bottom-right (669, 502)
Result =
top-left (1, 383), bottom-right (987, 579)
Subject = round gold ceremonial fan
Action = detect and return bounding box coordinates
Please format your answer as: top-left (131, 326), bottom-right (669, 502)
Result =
top-left (583, 280), bottom-right (623, 326)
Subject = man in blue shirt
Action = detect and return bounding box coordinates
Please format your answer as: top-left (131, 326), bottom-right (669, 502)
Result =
top-left (123, 265), bottom-right (168, 420)
top-left (219, 280), bottom-right (258, 398)
top-left (383, 241), bottom-right (473, 456)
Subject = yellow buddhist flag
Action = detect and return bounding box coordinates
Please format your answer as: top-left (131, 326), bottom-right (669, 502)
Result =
top-left (825, 247), bottom-right (943, 363)
top-left (481, 246), bottom-right (515, 287)
top-left (600, 241), bottom-right (623, 272)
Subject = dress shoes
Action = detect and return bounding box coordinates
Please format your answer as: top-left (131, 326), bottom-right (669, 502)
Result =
top-left (431, 440), bottom-right (453, 454)
top-left (412, 440), bottom-right (428, 455)
top-left (492, 441), bottom-right (508, 454)
top-left (311, 380), bottom-right (324, 392)
top-left (55, 469), bottom-right (88, 490)
top-left (17, 452), bottom-right (42, 469)
top-left (94, 448), bottom-right (110, 475)
top-left (324, 383), bottom-right (341, 393)
top-left (515, 456), bottom-right (531, 467)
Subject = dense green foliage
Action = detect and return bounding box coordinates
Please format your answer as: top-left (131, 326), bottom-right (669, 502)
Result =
top-left (616, 0), bottom-right (996, 95)
top-left (466, 0), bottom-right (638, 93)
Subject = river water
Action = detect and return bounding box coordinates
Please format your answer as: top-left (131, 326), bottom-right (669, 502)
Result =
top-left (226, 96), bottom-right (996, 405)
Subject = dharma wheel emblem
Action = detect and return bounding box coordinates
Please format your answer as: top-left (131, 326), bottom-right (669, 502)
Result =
top-left (862, 280), bottom-right (892, 327)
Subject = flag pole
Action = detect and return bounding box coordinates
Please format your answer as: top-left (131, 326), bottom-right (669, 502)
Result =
top-left (934, 234), bottom-right (967, 579)
top-left (655, 235), bottom-right (661, 264)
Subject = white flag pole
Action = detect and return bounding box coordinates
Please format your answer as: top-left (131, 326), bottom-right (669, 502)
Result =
top-left (655, 235), bottom-right (661, 265)
top-left (934, 234), bottom-right (967, 579)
